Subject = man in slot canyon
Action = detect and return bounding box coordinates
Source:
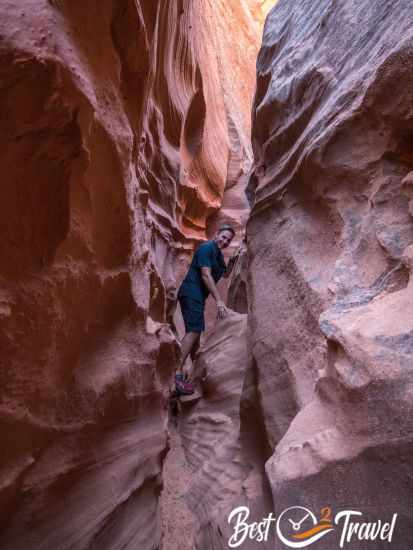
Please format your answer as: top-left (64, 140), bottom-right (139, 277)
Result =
top-left (175, 224), bottom-right (238, 395)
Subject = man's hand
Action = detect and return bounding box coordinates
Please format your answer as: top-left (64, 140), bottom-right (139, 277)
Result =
top-left (217, 300), bottom-right (228, 320)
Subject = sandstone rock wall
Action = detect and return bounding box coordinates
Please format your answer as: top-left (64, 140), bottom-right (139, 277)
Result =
top-left (179, 312), bottom-right (273, 550)
top-left (0, 1), bottom-right (263, 549)
top-left (248, 1), bottom-right (413, 547)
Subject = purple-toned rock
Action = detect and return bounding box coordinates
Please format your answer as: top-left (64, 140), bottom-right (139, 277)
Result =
top-left (249, 1), bottom-right (413, 548)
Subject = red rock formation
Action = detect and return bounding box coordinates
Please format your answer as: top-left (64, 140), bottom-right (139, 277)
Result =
top-left (0, 1), bottom-right (264, 549)
top-left (0, 3), bottom-right (176, 549)
top-left (248, 1), bottom-right (413, 547)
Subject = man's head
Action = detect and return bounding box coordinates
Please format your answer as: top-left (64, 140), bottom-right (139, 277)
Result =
top-left (214, 224), bottom-right (235, 249)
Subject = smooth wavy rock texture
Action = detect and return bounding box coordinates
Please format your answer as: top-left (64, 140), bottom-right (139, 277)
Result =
top-left (0, 1), bottom-right (264, 549)
top-left (249, 1), bottom-right (413, 548)
top-left (179, 311), bottom-right (273, 550)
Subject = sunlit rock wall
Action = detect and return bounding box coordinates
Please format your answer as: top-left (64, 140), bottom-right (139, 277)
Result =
top-left (0, 1), bottom-right (263, 549)
top-left (249, 1), bottom-right (413, 548)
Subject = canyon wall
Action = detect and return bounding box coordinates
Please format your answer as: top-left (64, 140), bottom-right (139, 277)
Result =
top-left (248, 0), bottom-right (413, 548)
top-left (7, 0), bottom-right (412, 549)
top-left (0, 1), bottom-right (263, 549)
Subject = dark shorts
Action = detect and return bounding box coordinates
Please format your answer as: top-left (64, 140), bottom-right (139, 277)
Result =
top-left (178, 295), bottom-right (205, 333)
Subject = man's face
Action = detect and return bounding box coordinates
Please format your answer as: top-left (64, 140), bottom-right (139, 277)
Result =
top-left (215, 229), bottom-right (234, 250)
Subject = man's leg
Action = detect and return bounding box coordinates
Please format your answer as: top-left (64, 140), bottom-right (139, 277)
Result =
top-left (176, 296), bottom-right (204, 395)
top-left (189, 334), bottom-right (200, 363)
top-left (177, 331), bottom-right (199, 375)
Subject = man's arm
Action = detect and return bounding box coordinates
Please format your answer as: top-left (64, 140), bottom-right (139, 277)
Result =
top-left (223, 252), bottom-right (239, 279)
top-left (201, 267), bottom-right (228, 319)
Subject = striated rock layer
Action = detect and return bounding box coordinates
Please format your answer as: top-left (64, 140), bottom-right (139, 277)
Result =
top-left (249, 1), bottom-right (413, 548)
top-left (179, 312), bottom-right (273, 550)
top-left (0, 1), bottom-right (263, 549)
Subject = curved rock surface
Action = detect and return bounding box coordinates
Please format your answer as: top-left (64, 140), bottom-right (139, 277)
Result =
top-left (249, 1), bottom-right (413, 548)
top-left (179, 311), bottom-right (273, 550)
top-left (0, 1), bottom-right (264, 549)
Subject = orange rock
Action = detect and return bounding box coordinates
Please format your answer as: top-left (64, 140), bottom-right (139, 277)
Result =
top-left (0, 1), bottom-right (267, 549)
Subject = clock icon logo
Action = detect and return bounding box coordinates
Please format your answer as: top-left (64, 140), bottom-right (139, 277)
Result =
top-left (276, 506), bottom-right (334, 548)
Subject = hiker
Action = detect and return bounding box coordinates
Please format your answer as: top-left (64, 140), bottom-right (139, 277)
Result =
top-left (175, 224), bottom-right (237, 395)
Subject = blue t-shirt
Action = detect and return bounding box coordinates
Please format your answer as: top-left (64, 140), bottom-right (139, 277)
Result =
top-left (178, 240), bottom-right (226, 303)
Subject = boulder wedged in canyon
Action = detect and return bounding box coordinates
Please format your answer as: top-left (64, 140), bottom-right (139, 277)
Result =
top-left (0, 1), bottom-right (264, 549)
top-left (249, 1), bottom-right (413, 547)
top-left (179, 311), bottom-right (273, 550)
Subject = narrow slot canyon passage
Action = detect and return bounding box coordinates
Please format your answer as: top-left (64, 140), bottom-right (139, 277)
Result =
top-left (1, 1), bottom-right (413, 550)
top-left (159, 2), bottom-right (274, 547)
top-left (160, 424), bottom-right (195, 550)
